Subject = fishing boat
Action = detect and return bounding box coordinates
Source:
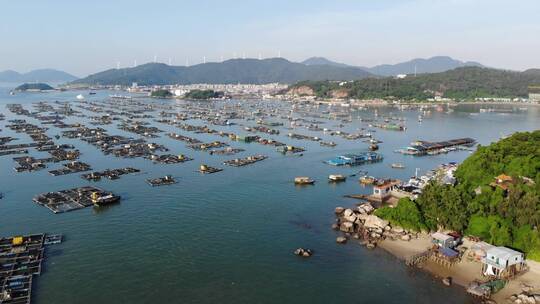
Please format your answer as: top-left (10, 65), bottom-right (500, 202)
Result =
top-left (391, 163), bottom-right (406, 169)
top-left (76, 94), bottom-right (85, 100)
top-left (294, 177), bottom-right (315, 185)
top-left (328, 174), bottom-right (346, 182)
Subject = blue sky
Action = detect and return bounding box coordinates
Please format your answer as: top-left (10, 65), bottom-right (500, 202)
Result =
top-left (1, 0), bottom-right (539, 76)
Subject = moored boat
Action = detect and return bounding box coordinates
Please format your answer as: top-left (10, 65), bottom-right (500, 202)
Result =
top-left (328, 174), bottom-right (346, 182)
top-left (294, 177), bottom-right (315, 185)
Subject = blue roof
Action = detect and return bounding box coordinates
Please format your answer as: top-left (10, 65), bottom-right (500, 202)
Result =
top-left (439, 247), bottom-right (459, 258)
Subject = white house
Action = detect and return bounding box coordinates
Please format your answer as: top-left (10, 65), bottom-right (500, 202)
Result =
top-left (482, 246), bottom-right (525, 278)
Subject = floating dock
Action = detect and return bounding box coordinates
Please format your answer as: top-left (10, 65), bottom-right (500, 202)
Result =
top-left (396, 138), bottom-right (476, 156)
top-left (325, 152), bottom-right (383, 166)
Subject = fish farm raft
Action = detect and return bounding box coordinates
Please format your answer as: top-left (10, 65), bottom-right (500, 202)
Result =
top-left (0, 234), bottom-right (62, 304)
top-left (32, 186), bottom-right (121, 213)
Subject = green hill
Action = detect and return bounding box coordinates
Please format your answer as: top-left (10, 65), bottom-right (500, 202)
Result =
top-left (290, 67), bottom-right (540, 100)
top-left (376, 131), bottom-right (540, 260)
top-left (71, 58), bottom-right (374, 86)
top-left (14, 83), bottom-right (55, 91)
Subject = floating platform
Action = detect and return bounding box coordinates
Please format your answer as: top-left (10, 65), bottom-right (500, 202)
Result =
top-left (33, 186), bottom-right (120, 213)
top-left (223, 155), bottom-right (267, 167)
top-left (146, 175), bottom-right (177, 187)
top-left (325, 152), bottom-right (383, 166)
top-left (396, 138), bottom-right (476, 156)
top-left (81, 167), bottom-right (140, 181)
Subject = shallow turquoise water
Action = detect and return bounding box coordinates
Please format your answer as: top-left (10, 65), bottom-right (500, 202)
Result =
top-left (1, 84), bottom-right (540, 303)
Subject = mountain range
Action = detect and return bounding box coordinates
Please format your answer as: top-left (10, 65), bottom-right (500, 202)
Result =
top-left (302, 56), bottom-right (484, 76)
top-left (71, 56), bottom-right (493, 86)
top-left (0, 69), bottom-right (78, 83)
top-left (71, 58), bottom-right (373, 86)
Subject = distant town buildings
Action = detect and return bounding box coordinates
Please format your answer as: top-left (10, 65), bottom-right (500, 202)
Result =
top-left (127, 83), bottom-right (287, 99)
top-left (529, 85), bottom-right (540, 102)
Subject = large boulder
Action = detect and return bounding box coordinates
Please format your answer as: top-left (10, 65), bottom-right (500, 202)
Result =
top-left (343, 213), bottom-right (358, 223)
top-left (364, 215), bottom-right (389, 230)
top-left (343, 209), bottom-right (354, 217)
top-left (392, 226), bottom-right (405, 234)
top-left (339, 222), bottom-right (354, 233)
top-left (335, 207), bottom-right (345, 214)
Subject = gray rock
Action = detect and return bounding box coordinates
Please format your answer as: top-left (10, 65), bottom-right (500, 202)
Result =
top-left (335, 207), bottom-right (345, 214)
top-left (401, 234), bottom-right (411, 241)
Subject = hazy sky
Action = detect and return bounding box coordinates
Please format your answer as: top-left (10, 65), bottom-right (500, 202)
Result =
top-left (1, 0), bottom-right (539, 76)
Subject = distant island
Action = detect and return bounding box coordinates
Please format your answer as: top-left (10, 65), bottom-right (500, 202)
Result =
top-left (184, 89), bottom-right (224, 100)
top-left (150, 89), bottom-right (173, 98)
top-left (0, 69), bottom-right (77, 83)
top-left (14, 83), bottom-right (55, 92)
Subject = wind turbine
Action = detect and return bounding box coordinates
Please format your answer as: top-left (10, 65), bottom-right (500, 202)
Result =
top-left (154, 55), bottom-right (157, 63)
top-left (116, 62), bottom-right (120, 69)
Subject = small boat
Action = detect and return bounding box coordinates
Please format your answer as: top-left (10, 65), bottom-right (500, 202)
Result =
top-left (294, 177), bottom-right (315, 185)
top-left (359, 175), bottom-right (376, 185)
top-left (89, 91), bottom-right (97, 95)
top-left (9, 91), bottom-right (15, 96)
top-left (328, 174), bottom-right (346, 182)
top-left (369, 144), bottom-right (379, 151)
top-left (76, 94), bottom-right (85, 100)
top-left (391, 163), bottom-right (406, 169)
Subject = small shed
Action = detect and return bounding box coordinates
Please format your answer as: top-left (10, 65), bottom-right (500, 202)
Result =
top-left (431, 232), bottom-right (456, 249)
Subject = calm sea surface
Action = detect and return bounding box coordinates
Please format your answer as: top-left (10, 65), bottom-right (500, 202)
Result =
top-left (1, 84), bottom-right (540, 303)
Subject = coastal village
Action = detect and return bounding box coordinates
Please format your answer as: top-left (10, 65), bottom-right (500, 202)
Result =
top-left (1, 87), bottom-right (539, 304)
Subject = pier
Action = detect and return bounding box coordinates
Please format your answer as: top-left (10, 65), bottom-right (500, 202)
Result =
top-left (397, 138), bottom-right (476, 156)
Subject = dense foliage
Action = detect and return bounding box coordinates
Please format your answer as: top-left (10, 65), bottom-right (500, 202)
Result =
top-left (376, 131), bottom-right (540, 260)
top-left (292, 67), bottom-right (540, 100)
top-left (375, 198), bottom-right (428, 232)
top-left (184, 89), bottom-right (223, 100)
top-left (150, 89), bottom-right (172, 98)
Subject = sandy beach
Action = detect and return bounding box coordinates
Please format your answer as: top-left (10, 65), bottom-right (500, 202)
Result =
top-left (378, 234), bottom-right (540, 303)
